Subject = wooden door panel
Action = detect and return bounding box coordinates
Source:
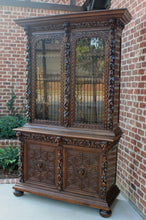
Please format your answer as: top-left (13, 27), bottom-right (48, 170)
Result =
top-left (63, 146), bottom-right (101, 197)
top-left (25, 141), bottom-right (57, 188)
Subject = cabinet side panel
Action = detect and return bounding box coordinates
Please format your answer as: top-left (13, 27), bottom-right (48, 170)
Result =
top-left (106, 145), bottom-right (118, 191)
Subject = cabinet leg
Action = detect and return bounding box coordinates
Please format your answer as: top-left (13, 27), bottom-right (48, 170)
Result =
top-left (99, 209), bottom-right (112, 218)
top-left (13, 189), bottom-right (24, 197)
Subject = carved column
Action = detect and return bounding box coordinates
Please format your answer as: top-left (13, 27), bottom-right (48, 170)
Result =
top-left (100, 143), bottom-right (108, 199)
top-left (16, 132), bottom-right (24, 183)
top-left (64, 22), bottom-right (70, 127)
top-left (107, 19), bottom-right (116, 129)
top-left (55, 137), bottom-right (63, 191)
top-left (24, 27), bottom-right (32, 122)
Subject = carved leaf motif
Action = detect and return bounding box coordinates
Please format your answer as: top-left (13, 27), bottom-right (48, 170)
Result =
top-left (107, 20), bottom-right (116, 129)
top-left (21, 132), bottom-right (106, 149)
top-left (19, 144), bottom-right (24, 183)
top-left (24, 27), bottom-right (31, 122)
top-left (100, 145), bottom-right (108, 199)
top-left (64, 23), bottom-right (71, 127)
top-left (57, 145), bottom-right (63, 191)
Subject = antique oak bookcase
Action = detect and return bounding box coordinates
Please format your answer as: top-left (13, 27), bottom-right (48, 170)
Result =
top-left (13, 9), bottom-right (131, 217)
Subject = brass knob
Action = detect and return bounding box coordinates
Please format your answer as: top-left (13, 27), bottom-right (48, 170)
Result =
top-left (78, 168), bottom-right (86, 176)
top-left (37, 161), bottom-right (43, 169)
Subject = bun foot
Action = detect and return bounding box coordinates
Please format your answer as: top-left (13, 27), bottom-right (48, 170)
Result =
top-left (13, 189), bottom-right (24, 197)
top-left (99, 209), bottom-right (112, 218)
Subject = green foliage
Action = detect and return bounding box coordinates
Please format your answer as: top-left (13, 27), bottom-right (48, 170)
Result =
top-left (0, 116), bottom-right (27, 139)
top-left (0, 146), bottom-right (19, 173)
top-left (0, 83), bottom-right (27, 139)
top-left (6, 87), bottom-right (26, 118)
top-left (6, 89), bottom-right (17, 116)
top-left (76, 37), bottom-right (105, 78)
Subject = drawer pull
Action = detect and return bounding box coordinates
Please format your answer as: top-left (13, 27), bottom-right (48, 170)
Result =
top-left (37, 161), bottom-right (43, 169)
top-left (78, 168), bottom-right (86, 176)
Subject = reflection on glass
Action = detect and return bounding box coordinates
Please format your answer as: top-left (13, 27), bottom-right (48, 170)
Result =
top-left (35, 39), bottom-right (61, 121)
top-left (75, 37), bottom-right (105, 125)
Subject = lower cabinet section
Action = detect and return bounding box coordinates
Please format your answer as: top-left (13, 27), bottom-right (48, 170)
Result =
top-left (24, 141), bottom-right (102, 198)
top-left (13, 131), bottom-right (120, 218)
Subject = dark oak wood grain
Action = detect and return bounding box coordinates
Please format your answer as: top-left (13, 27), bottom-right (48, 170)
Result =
top-left (13, 9), bottom-right (131, 218)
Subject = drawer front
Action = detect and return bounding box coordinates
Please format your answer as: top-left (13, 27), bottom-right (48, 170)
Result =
top-left (25, 141), bottom-right (57, 188)
top-left (63, 146), bottom-right (101, 197)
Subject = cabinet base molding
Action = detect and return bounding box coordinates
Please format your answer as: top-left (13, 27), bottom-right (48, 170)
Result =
top-left (13, 183), bottom-right (119, 216)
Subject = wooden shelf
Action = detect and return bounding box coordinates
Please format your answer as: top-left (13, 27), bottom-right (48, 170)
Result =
top-left (14, 123), bottom-right (121, 142)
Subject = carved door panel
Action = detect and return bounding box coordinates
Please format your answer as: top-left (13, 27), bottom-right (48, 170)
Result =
top-left (63, 146), bottom-right (101, 197)
top-left (24, 141), bottom-right (57, 188)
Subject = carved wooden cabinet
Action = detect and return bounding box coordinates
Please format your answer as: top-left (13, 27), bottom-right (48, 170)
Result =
top-left (13, 9), bottom-right (131, 218)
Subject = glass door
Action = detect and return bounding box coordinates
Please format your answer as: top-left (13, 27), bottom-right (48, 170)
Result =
top-left (34, 37), bottom-right (63, 123)
top-left (71, 35), bottom-right (106, 128)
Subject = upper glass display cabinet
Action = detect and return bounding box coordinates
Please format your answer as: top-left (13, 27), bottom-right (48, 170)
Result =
top-left (15, 9), bottom-right (131, 132)
top-left (33, 33), bottom-right (106, 129)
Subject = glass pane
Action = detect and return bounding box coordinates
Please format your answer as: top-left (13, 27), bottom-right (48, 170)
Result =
top-left (35, 39), bottom-right (61, 121)
top-left (75, 37), bottom-right (105, 125)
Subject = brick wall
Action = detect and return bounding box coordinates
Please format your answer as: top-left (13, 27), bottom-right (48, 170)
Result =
top-left (0, 139), bottom-right (20, 148)
top-left (0, 5), bottom-right (70, 116)
top-left (32, 0), bottom-right (69, 3)
top-left (111, 0), bottom-right (146, 216)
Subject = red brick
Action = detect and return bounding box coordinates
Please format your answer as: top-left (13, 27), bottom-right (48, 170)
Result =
top-left (134, 179), bottom-right (140, 187)
top-left (142, 75), bottom-right (146, 81)
top-left (138, 189), bottom-right (144, 198)
top-left (140, 103), bottom-right (146, 108)
top-left (140, 164), bottom-right (146, 171)
top-left (111, 0), bottom-right (145, 215)
top-left (138, 129), bottom-right (144, 136)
